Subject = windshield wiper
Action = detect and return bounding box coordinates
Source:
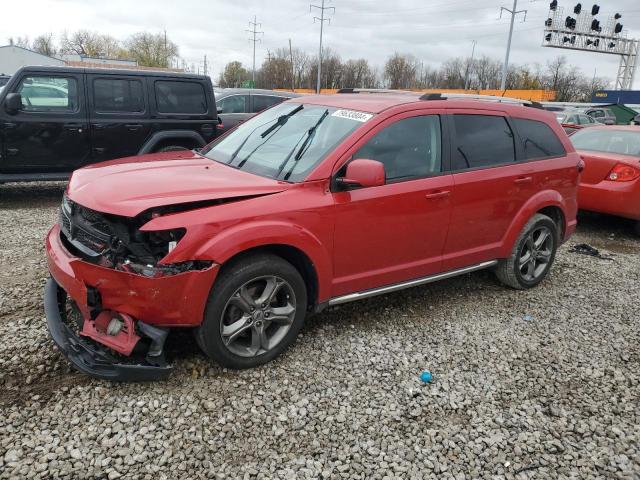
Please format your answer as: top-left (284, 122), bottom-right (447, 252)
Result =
top-left (276, 109), bottom-right (329, 181)
top-left (293, 109), bottom-right (329, 162)
top-left (260, 104), bottom-right (304, 138)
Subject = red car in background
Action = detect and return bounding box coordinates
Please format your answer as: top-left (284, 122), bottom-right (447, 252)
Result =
top-left (571, 125), bottom-right (640, 235)
top-left (44, 93), bottom-right (580, 381)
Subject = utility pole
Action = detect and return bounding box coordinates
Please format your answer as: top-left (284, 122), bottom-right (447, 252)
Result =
top-left (203, 54), bottom-right (208, 77)
top-left (289, 38), bottom-right (295, 92)
top-left (310, 0), bottom-right (335, 94)
top-left (246, 16), bottom-right (263, 86)
top-left (499, 0), bottom-right (527, 91)
top-left (464, 40), bottom-right (477, 91)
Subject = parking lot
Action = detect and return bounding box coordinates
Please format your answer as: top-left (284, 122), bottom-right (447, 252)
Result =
top-left (0, 182), bottom-right (638, 479)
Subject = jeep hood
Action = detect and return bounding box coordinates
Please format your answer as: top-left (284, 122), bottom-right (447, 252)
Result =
top-left (67, 151), bottom-right (291, 217)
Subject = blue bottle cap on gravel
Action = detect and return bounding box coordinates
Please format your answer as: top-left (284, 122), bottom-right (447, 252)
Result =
top-left (420, 370), bottom-right (433, 383)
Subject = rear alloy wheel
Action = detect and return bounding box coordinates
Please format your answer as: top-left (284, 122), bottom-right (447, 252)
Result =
top-left (196, 254), bottom-right (307, 369)
top-left (495, 213), bottom-right (558, 289)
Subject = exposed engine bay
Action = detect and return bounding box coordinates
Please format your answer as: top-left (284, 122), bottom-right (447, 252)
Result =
top-left (59, 195), bottom-right (210, 277)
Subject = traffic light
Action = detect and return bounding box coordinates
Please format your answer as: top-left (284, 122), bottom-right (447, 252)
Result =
top-left (574, 3), bottom-right (582, 14)
top-left (550, 0), bottom-right (558, 11)
top-left (591, 4), bottom-right (599, 15)
top-left (591, 19), bottom-right (601, 31)
top-left (545, 18), bottom-right (553, 27)
top-left (614, 23), bottom-right (623, 34)
top-left (565, 16), bottom-right (577, 29)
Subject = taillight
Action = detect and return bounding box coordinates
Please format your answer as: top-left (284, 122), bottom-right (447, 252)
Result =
top-left (606, 163), bottom-right (640, 182)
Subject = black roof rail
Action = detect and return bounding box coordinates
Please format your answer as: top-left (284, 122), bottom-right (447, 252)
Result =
top-left (419, 93), bottom-right (445, 101)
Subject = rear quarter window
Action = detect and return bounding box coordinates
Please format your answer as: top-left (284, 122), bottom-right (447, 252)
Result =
top-left (155, 80), bottom-right (207, 114)
top-left (512, 118), bottom-right (566, 160)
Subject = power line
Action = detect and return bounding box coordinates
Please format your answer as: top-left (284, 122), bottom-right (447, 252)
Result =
top-left (246, 15), bottom-right (263, 84)
top-left (499, 0), bottom-right (528, 90)
top-left (310, 0), bottom-right (335, 93)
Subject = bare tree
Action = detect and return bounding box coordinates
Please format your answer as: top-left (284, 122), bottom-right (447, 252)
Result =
top-left (218, 61), bottom-right (250, 88)
top-left (8, 36), bottom-right (30, 49)
top-left (32, 33), bottom-right (57, 56)
top-left (384, 53), bottom-right (418, 89)
top-left (126, 32), bottom-right (178, 67)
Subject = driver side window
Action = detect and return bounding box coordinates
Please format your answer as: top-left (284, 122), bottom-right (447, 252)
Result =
top-left (17, 76), bottom-right (77, 112)
top-left (353, 115), bottom-right (441, 183)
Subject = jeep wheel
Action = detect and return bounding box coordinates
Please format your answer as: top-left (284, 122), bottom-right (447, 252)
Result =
top-left (495, 213), bottom-right (558, 290)
top-left (157, 145), bottom-right (190, 152)
top-left (196, 254), bottom-right (307, 369)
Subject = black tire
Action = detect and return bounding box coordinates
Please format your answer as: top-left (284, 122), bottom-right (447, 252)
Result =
top-left (634, 221), bottom-right (640, 237)
top-left (196, 254), bottom-right (307, 369)
top-left (495, 213), bottom-right (558, 290)
top-left (157, 145), bottom-right (190, 153)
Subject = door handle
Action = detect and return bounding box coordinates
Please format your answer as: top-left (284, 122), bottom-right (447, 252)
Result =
top-left (63, 123), bottom-right (84, 132)
top-left (425, 190), bottom-right (451, 200)
top-left (125, 123), bottom-right (143, 131)
top-left (2, 122), bottom-right (16, 129)
top-left (6, 147), bottom-right (19, 156)
top-left (93, 147), bottom-right (106, 155)
top-left (91, 123), bottom-right (107, 130)
top-left (514, 176), bottom-right (533, 185)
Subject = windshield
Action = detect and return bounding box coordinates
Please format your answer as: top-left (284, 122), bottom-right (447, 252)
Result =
top-left (203, 102), bottom-right (370, 182)
top-left (571, 129), bottom-right (640, 157)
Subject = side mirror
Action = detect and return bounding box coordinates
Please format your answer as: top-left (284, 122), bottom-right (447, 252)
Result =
top-left (4, 92), bottom-right (22, 114)
top-left (337, 159), bottom-right (386, 189)
top-left (603, 118), bottom-right (615, 125)
top-left (217, 106), bottom-right (223, 114)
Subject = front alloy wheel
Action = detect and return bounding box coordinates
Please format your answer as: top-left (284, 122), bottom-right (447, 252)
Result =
top-left (196, 254), bottom-right (307, 369)
top-left (221, 276), bottom-right (296, 357)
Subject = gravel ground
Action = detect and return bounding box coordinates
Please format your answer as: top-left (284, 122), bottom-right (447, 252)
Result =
top-left (0, 182), bottom-right (639, 480)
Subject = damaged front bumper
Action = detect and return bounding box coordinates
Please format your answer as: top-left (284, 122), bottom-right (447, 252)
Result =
top-left (44, 278), bottom-right (172, 381)
top-left (44, 225), bottom-right (220, 381)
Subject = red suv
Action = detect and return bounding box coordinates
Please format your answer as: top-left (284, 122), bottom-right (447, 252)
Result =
top-left (44, 93), bottom-right (580, 380)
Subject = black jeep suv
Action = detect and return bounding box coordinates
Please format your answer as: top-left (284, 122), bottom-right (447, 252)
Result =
top-left (0, 66), bottom-right (218, 182)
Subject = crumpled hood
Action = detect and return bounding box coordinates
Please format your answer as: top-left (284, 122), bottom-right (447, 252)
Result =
top-left (67, 151), bottom-right (290, 217)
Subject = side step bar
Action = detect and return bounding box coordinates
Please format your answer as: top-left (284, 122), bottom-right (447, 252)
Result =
top-left (328, 260), bottom-right (498, 306)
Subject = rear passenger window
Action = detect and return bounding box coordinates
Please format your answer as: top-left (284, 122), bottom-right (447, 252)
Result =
top-left (452, 115), bottom-right (515, 170)
top-left (354, 115), bottom-right (441, 182)
top-left (93, 78), bottom-right (144, 113)
top-left (252, 95), bottom-right (284, 113)
top-left (513, 118), bottom-right (566, 160)
top-left (218, 95), bottom-right (248, 114)
top-left (155, 81), bottom-right (207, 114)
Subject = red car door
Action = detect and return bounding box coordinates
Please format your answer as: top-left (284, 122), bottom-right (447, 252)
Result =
top-left (331, 111), bottom-right (453, 297)
top-left (443, 111), bottom-right (537, 270)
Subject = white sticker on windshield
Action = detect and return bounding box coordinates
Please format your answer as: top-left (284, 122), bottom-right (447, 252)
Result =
top-left (331, 109), bottom-right (373, 123)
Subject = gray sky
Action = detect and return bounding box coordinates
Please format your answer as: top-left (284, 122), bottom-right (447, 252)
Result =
top-left (2, 0), bottom-right (640, 87)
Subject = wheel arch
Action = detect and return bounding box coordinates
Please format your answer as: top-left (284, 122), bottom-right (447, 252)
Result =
top-left (499, 190), bottom-right (571, 258)
top-left (138, 130), bottom-right (207, 154)
top-left (218, 244), bottom-right (320, 312)
top-left (193, 222), bottom-right (333, 310)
